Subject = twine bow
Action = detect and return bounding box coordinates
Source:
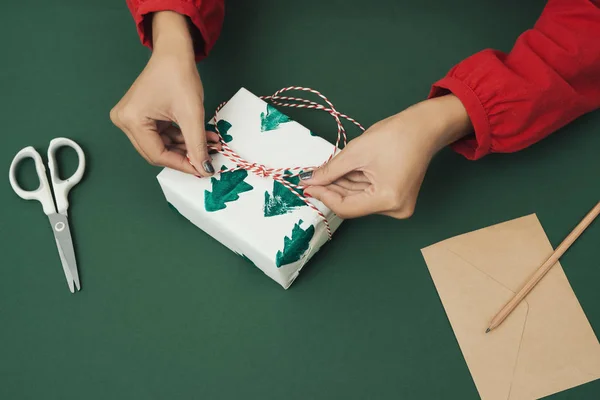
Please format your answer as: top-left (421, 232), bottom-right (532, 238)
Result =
top-left (191, 86), bottom-right (365, 239)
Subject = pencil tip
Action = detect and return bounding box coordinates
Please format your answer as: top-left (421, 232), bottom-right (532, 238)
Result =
top-left (485, 328), bottom-right (491, 333)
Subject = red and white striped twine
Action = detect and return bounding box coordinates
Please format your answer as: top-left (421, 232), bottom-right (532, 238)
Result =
top-left (193, 86), bottom-right (365, 240)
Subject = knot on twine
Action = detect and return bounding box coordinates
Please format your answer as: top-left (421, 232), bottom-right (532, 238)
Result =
top-left (193, 86), bottom-right (365, 240)
top-left (249, 163), bottom-right (271, 178)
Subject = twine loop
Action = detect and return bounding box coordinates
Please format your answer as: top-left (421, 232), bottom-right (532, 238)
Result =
top-left (193, 86), bottom-right (365, 240)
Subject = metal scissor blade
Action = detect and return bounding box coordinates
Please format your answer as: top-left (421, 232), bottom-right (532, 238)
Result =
top-left (48, 213), bottom-right (80, 293)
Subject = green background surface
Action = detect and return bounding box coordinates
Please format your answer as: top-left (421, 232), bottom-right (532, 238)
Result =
top-left (2, 0), bottom-right (599, 399)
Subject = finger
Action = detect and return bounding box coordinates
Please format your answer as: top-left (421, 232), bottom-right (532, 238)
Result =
top-left (198, 121), bottom-right (221, 148)
top-left (345, 171), bottom-right (370, 184)
top-left (304, 186), bottom-right (380, 219)
top-left (160, 131), bottom-right (186, 148)
top-left (300, 147), bottom-right (359, 186)
top-left (333, 177), bottom-right (370, 191)
top-left (206, 130), bottom-right (221, 144)
top-left (156, 120), bottom-right (172, 132)
top-left (304, 185), bottom-right (343, 211)
top-left (206, 131), bottom-right (223, 152)
top-left (167, 143), bottom-right (187, 152)
top-left (161, 124), bottom-right (185, 144)
top-left (158, 149), bottom-right (199, 174)
top-left (177, 108), bottom-right (214, 176)
top-left (131, 124), bottom-right (199, 175)
top-left (323, 183), bottom-right (352, 197)
top-left (162, 128), bottom-right (220, 152)
top-left (168, 145), bottom-right (187, 157)
top-left (161, 133), bottom-right (174, 147)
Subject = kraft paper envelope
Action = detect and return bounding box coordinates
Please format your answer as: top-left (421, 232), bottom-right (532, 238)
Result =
top-left (421, 214), bottom-right (600, 400)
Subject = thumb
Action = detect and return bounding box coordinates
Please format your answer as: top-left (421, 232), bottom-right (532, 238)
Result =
top-left (304, 186), bottom-right (375, 219)
top-left (300, 147), bottom-right (358, 185)
top-left (178, 110), bottom-right (214, 176)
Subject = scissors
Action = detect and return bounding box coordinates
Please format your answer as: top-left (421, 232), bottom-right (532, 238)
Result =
top-left (9, 137), bottom-right (86, 293)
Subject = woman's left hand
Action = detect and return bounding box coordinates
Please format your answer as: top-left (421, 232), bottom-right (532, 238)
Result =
top-left (300, 94), bottom-right (472, 219)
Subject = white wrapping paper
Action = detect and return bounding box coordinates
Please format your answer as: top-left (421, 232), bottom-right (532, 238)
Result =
top-left (157, 88), bottom-right (343, 288)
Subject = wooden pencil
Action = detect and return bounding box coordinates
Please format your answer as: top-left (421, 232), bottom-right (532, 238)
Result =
top-left (486, 201), bottom-right (600, 333)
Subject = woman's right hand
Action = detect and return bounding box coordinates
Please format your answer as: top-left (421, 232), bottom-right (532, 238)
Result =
top-left (110, 11), bottom-right (220, 176)
top-left (302, 95), bottom-right (472, 218)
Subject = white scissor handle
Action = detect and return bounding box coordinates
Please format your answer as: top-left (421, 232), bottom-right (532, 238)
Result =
top-left (47, 137), bottom-right (86, 214)
top-left (9, 146), bottom-right (56, 215)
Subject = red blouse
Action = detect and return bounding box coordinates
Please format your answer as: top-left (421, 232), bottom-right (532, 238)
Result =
top-left (126, 0), bottom-right (600, 160)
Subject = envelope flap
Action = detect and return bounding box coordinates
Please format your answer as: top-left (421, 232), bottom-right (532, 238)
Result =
top-left (422, 214), bottom-right (600, 400)
top-left (422, 244), bottom-right (529, 400)
top-left (507, 257), bottom-right (600, 399)
top-left (437, 214), bottom-right (552, 292)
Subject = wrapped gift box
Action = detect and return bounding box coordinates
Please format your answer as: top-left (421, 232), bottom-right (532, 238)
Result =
top-left (157, 88), bottom-right (343, 288)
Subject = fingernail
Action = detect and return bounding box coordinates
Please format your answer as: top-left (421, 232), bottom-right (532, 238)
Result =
top-left (203, 160), bottom-right (215, 174)
top-left (299, 171), bottom-right (313, 181)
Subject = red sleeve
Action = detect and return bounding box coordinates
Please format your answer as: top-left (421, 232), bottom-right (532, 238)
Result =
top-left (126, 0), bottom-right (225, 62)
top-left (429, 0), bottom-right (600, 160)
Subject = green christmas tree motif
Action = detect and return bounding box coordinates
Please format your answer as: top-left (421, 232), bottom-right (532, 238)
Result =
top-left (204, 166), bottom-right (253, 212)
top-left (275, 219), bottom-right (315, 268)
top-left (206, 119), bottom-right (233, 143)
top-left (260, 104), bottom-right (291, 132)
top-left (263, 171), bottom-right (306, 217)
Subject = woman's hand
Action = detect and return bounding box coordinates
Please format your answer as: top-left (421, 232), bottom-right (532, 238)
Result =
top-left (110, 11), bottom-right (220, 176)
top-left (300, 95), bottom-right (472, 218)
